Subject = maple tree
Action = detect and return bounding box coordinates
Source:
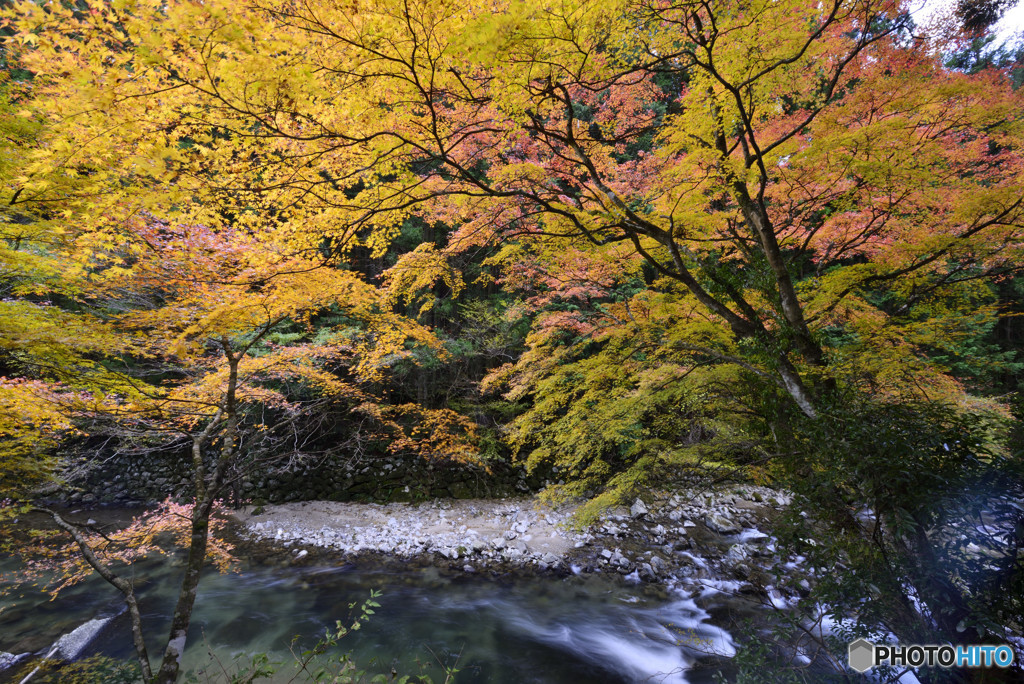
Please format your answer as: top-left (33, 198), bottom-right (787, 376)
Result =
top-left (11, 0), bottom-right (1018, 418)
top-left (1, 214), bottom-right (475, 682)
top-left (0, 73), bottom-right (105, 498)
top-left (1, 7), bottom-right (475, 681)
top-left (2, 0), bottom-right (1023, 679)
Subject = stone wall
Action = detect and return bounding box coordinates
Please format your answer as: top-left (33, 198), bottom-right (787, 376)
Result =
top-left (59, 449), bottom-right (538, 507)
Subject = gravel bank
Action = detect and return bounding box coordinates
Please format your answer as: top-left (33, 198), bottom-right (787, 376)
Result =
top-left (234, 498), bottom-right (585, 570)
top-left (234, 484), bottom-right (803, 600)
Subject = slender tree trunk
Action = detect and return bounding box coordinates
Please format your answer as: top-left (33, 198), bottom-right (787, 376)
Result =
top-left (39, 510), bottom-right (154, 682)
top-left (776, 356), bottom-right (818, 418)
top-left (153, 505), bottom-right (211, 684)
top-left (152, 345), bottom-right (239, 683)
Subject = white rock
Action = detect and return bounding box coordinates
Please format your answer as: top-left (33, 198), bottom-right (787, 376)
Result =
top-left (705, 513), bottom-right (740, 534)
top-left (53, 616), bottom-right (114, 661)
top-left (0, 652), bottom-right (30, 672)
top-left (726, 544), bottom-right (750, 562)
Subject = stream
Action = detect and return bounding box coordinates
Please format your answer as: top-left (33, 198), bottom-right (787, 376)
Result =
top-left (0, 519), bottom-right (756, 683)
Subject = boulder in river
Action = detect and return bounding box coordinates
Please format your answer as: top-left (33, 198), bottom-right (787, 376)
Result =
top-left (52, 614), bottom-right (117, 661)
top-left (705, 513), bottom-right (741, 534)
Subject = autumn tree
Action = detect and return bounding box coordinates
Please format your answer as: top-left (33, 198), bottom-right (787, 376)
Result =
top-left (1, 207), bottom-right (474, 682)
top-left (13, 0), bottom-right (1016, 418)
top-left (5, 0), bottom-right (1024, 677)
top-left (83, 0), bottom-right (1019, 515)
top-left (2, 5), bottom-right (475, 682)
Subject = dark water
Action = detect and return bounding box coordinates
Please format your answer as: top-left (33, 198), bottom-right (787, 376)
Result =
top-left (1, 527), bottom-right (746, 683)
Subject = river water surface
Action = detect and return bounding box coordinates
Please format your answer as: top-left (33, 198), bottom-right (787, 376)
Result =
top-left (1, 517), bottom-right (754, 683)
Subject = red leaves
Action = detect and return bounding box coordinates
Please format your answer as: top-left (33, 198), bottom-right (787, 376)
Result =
top-left (8, 499), bottom-right (236, 598)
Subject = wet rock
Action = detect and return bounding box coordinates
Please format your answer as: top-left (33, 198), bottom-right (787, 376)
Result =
top-left (705, 513), bottom-right (740, 535)
top-left (53, 615), bottom-right (116, 661)
top-left (725, 544), bottom-right (750, 563)
top-left (630, 499), bottom-right (649, 519)
top-left (744, 530), bottom-right (770, 544)
top-left (0, 652), bottom-right (30, 672)
top-left (730, 563), bottom-right (752, 580)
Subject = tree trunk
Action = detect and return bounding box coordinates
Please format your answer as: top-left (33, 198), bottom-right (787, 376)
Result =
top-left (153, 507), bottom-right (211, 684)
top-left (41, 510), bottom-right (154, 682)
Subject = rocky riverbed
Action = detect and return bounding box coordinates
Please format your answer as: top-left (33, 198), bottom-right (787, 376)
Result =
top-left (235, 483), bottom-right (805, 606)
top-left (2, 484), bottom-right (808, 682)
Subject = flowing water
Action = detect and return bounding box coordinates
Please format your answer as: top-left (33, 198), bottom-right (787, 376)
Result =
top-left (0, 517), bottom-right (754, 684)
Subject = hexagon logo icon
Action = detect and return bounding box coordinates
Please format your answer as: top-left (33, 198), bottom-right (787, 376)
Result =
top-left (848, 638), bottom-right (876, 673)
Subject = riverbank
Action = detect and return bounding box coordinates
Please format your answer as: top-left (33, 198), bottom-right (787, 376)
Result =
top-left (2, 484), bottom-right (806, 683)
top-left (234, 484), bottom-right (804, 605)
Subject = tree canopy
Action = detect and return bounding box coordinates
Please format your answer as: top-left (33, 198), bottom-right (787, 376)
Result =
top-left (11, 0), bottom-right (1022, 418)
top-left (1, 0), bottom-right (1023, 680)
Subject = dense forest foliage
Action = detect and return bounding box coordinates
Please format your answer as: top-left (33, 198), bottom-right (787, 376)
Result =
top-left (1, 0), bottom-right (1023, 682)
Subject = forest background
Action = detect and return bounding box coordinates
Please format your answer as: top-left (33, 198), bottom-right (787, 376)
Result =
top-left (1, 0), bottom-right (1024, 682)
